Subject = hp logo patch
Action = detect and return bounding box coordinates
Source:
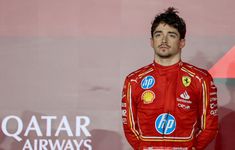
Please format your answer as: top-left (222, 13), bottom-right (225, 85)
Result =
top-left (141, 76), bottom-right (155, 89)
top-left (155, 113), bottom-right (176, 135)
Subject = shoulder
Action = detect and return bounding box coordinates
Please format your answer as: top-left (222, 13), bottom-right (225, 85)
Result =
top-left (181, 62), bottom-right (213, 81)
top-left (125, 63), bottom-right (155, 82)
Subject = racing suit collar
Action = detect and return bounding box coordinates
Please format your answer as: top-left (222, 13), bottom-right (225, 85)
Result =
top-left (153, 60), bottom-right (182, 74)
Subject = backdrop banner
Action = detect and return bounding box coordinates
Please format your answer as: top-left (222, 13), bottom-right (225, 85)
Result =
top-left (0, 0), bottom-right (235, 150)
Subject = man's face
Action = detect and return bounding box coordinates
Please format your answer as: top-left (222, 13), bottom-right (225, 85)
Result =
top-left (151, 23), bottom-right (185, 59)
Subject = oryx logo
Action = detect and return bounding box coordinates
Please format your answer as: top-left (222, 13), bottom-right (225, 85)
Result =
top-left (155, 113), bottom-right (176, 135)
top-left (141, 76), bottom-right (155, 89)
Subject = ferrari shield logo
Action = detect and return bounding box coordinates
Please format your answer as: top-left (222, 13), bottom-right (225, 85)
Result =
top-left (182, 76), bottom-right (191, 87)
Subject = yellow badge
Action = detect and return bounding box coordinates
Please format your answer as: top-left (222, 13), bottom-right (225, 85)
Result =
top-left (182, 76), bottom-right (191, 87)
top-left (141, 90), bottom-right (155, 104)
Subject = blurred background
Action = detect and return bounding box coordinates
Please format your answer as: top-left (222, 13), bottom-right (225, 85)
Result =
top-left (0, 0), bottom-right (234, 149)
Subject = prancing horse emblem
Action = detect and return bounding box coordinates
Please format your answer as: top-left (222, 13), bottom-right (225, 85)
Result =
top-left (182, 76), bottom-right (191, 87)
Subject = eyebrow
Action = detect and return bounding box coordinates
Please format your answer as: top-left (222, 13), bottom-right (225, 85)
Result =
top-left (168, 31), bottom-right (178, 36)
top-left (153, 30), bottom-right (162, 34)
top-left (153, 30), bottom-right (179, 36)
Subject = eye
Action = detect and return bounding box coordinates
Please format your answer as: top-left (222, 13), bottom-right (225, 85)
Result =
top-left (154, 33), bottom-right (161, 37)
top-left (169, 34), bottom-right (177, 38)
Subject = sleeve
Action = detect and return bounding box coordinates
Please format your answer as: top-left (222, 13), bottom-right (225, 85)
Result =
top-left (121, 77), bottom-right (140, 150)
top-left (195, 74), bottom-right (219, 150)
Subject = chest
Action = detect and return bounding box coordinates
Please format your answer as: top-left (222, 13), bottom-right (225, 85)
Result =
top-left (135, 73), bottom-right (200, 111)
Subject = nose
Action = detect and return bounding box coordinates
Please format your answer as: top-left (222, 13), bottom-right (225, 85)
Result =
top-left (162, 35), bottom-right (167, 43)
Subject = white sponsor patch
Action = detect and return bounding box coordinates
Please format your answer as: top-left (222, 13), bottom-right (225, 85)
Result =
top-left (210, 103), bottom-right (217, 109)
top-left (210, 92), bottom-right (217, 96)
top-left (210, 109), bottom-right (218, 116)
top-left (121, 102), bottom-right (126, 107)
top-left (178, 103), bottom-right (190, 110)
top-left (122, 118), bottom-right (127, 124)
top-left (180, 91), bottom-right (190, 100)
top-left (176, 98), bottom-right (192, 104)
top-left (210, 97), bottom-right (217, 102)
top-left (122, 110), bottom-right (127, 117)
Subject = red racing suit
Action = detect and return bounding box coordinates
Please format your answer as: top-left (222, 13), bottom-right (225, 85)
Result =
top-left (121, 61), bottom-right (218, 150)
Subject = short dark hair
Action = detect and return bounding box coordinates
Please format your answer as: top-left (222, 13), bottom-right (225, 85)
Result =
top-left (151, 7), bottom-right (186, 39)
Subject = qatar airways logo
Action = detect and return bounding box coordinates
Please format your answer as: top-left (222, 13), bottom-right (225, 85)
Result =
top-left (1, 115), bottom-right (92, 150)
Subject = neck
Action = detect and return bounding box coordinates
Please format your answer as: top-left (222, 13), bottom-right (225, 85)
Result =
top-left (154, 53), bottom-right (181, 66)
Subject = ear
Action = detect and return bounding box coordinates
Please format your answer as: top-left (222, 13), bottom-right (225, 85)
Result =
top-left (179, 39), bottom-right (185, 49)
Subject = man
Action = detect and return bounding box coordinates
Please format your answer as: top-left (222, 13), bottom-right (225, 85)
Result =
top-left (121, 7), bottom-right (218, 150)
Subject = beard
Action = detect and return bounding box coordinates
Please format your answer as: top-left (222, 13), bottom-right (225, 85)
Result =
top-left (156, 52), bottom-right (173, 58)
top-left (155, 48), bottom-right (172, 58)
top-left (155, 44), bottom-right (172, 58)
top-left (157, 53), bottom-right (172, 58)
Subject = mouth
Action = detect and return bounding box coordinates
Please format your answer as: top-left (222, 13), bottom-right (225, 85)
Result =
top-left (159, 45), bottom-right (170, 49)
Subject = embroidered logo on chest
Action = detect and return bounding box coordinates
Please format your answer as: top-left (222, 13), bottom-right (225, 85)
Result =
top-left (180, 90), bottom-right (190, 100)
top-left (182, 76), bottom-right (191, 87)
top-left (141, 90), bottom-right (155, 104)
top-left (141, 75), bottom-right (155, 89)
